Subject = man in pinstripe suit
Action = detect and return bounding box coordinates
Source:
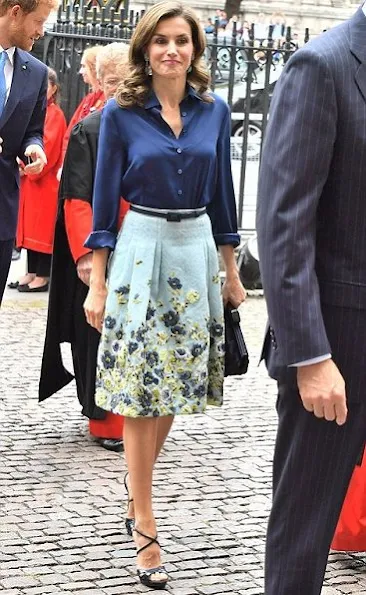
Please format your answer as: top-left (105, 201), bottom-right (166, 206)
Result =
top-left (256, 5), bottom-right (366, 595)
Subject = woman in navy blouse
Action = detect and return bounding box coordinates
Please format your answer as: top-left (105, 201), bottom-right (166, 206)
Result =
top-left (84, 0), bottom-right (246, 588)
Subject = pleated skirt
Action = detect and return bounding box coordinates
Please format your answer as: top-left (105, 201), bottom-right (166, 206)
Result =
top-left (95, 210), bottom-right (225, 418)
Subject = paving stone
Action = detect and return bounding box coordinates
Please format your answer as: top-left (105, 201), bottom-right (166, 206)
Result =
top-left (1, 577), bottom-right (41, 589)
top-left (62, 582), bottom-right (96, 590)
top-left (22, 588), bottom-right (60, 595)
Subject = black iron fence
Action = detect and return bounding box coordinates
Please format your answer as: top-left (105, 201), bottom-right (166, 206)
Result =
top-left (37, 3), bottom-right (309, 230)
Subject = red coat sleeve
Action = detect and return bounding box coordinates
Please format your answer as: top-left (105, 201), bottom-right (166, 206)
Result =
top-left (64, 199), bottom-right (93, 263)
top-left (65, 198), bottom-right (129, 263)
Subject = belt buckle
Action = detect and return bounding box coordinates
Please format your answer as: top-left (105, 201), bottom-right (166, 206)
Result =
top-left (166, 212), bottom-right (181, 222)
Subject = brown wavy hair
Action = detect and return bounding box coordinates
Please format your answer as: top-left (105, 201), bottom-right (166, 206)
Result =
top-left (115, 1), bottom-right (212, 108)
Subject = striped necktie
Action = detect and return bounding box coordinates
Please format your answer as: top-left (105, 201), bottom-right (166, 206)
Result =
top-left (0, 51), bottom-right (7, 117)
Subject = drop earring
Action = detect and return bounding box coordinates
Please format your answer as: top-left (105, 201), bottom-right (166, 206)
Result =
top-left (144, 54), bottom-right (152, 76)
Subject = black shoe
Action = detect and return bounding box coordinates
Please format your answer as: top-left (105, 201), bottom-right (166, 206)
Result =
top-left (17, 282), bottom-right (49, 293)
top-left (8, 281), bottom-right (19, 289)
top-left (124, 472), bottom-right (135, 536)
top-left (134, 527), bottom-right (168, 590)
top-left (8, 281), bottom-right (30, 289)
top-left (97, 438), bottom-right (124, 452)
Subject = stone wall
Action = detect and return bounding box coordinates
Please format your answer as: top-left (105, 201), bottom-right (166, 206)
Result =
top-left (130, 0), bottom-right (359, 37)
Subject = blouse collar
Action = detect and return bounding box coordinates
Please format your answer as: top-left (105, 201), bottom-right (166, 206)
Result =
top-left (144, 84), bottom-right (204, 110)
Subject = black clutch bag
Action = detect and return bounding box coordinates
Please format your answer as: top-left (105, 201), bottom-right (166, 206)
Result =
top-left (224, 303), bottom-right (249, 376)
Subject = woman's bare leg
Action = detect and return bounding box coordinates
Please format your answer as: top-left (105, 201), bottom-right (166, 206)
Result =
top-left (126, 415), bottom-right (174, 520)
top-left (123, 416), bottom-right (173, 571)
top-left (156, 415), bottom-right (174, 459)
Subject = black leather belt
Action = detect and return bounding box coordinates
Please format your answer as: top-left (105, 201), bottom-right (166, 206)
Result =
top-left (130, 205), bottom-right (206, 222)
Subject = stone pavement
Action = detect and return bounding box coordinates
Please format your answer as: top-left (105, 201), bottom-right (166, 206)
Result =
top-left (1, 258), bottom-right (366, 595)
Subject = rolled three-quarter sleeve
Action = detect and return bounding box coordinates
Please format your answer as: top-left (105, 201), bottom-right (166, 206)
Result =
top-left (85, 102), bottom-right (126, 250)
top-left (207, 105), bottom-right (240, 247)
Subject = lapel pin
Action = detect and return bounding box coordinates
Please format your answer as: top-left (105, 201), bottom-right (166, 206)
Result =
top-left (22, 64), bottom-right (27, 70)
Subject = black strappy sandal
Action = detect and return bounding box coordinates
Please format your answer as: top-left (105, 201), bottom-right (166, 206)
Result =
top-left (134, 527), bottom-right (168, 590)
top-left (123, 472), bottom-right (135, 537)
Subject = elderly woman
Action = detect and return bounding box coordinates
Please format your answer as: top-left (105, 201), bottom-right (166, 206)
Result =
top-left (84, 1), bottom-right (246, 589)
top-left (39, 43), bottom-right (130, 452)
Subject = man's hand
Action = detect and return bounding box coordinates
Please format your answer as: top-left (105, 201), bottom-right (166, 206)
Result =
top-left (297, 359), bottom-right (347, 425)
top-left (24, 144), bottom-right (47, 175)
top-left (77, 253), bottom-right (93, 287)
top-left (16, 156), bottom-right (25, 177)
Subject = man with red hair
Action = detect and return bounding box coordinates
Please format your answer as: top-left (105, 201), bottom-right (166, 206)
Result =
top-left (0, 0), bottom-right (58, 304)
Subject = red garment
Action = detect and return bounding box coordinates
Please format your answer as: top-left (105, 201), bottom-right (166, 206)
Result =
top-left (16, 103), bottom-right (67, 253)
top-left (89, 413), bottom-right (124, 439)
top-left (64, 198), bottom-right (130, 263)
top-left (331, 448), bottom-right (366, 551)
top-left (62, 90), bottom-right (104, 161)
top-left (64, 200), bottom-right (93, 263)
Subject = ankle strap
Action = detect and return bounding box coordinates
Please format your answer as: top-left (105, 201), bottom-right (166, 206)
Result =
top-left (134, 527), bottom-right (160, 555)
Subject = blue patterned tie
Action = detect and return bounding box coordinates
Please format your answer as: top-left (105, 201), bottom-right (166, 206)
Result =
top-left (0, 51), bottom-right (7, 117)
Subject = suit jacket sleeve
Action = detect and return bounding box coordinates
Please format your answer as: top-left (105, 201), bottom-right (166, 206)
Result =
top-left (20, 67), bottom-right (48, 155)
top-left (256, 49), bottom-right (337, 366)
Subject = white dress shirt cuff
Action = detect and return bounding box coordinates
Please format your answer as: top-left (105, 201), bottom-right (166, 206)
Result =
top-left (290, 354), bottom-right (332, 367)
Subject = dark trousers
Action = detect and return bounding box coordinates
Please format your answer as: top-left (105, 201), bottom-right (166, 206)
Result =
top-left (27, 249), bottom-right (51, 278)
top-left (0, 239), bottom-right (14, 305)
top-left (265, 386), bottom-right (366, 595)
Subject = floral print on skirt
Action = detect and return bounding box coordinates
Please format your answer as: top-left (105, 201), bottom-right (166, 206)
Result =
top-left (95, 210), bottom-right (225, 417)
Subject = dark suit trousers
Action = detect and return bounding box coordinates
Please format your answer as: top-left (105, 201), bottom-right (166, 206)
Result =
top-left (0, 239), bottom-right (14, 305)
top-left (265, 385), bottom-right (366, 595)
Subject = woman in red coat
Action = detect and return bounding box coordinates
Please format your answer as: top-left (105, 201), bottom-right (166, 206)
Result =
top-left (11, 68), bottom-right (66, 292)
top-left (60, 45), bottom-right (104, 165)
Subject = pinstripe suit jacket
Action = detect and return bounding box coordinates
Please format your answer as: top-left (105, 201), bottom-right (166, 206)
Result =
top-left (256, 8), bottom-right (366, 387)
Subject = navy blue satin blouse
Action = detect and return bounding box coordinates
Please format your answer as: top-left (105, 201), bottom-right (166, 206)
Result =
top-left (85, 85), bottom-right (240, 250)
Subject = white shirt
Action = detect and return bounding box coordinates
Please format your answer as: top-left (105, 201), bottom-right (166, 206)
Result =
top-left (0, 46), bottom-right (16, 103)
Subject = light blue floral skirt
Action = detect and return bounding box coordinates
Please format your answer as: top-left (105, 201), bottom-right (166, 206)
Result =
top-left (95, 210), bottom-right (225, 417)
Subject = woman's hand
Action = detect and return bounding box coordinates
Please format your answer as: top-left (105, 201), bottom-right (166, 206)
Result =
top-left (77, 253), bottom-right (93, 286)
top-left (84, 282), bottom-right (107, 333)
top-left (219, 244), bottom-right (246, 307)
top-left (222, 272), bottom-right (246, 307)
